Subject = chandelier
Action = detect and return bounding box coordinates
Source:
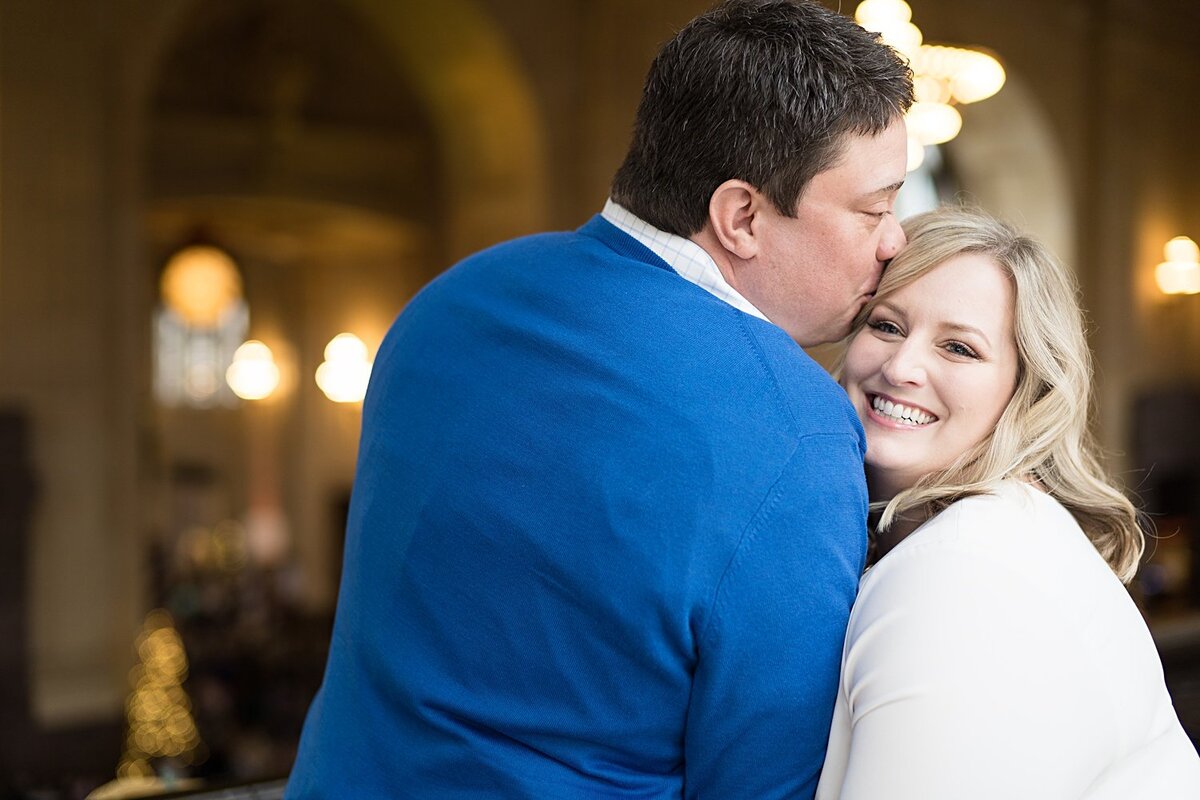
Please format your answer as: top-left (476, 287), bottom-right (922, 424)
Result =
top-left (855, 0), bottom-right (1006, 171)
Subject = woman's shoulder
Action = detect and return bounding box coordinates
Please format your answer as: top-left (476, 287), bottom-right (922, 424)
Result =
top-left (858, 479), bottom-right (1158, 678)
top-left (860, 479), bottom-right (1137, 634)
top-left (883, 479), bottom-right (1098, 573)
top-left (860, 483), bottom-right (1048, 610)
top-left (917, 478), bottom-right (1052, 534)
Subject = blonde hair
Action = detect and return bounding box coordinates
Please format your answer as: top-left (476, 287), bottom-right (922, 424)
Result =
top-left (837, 206), bottom-right (1145, 582)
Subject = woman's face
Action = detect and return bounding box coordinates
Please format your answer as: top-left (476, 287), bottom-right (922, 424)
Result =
top-left (841, 252), bottom-right (1020, 500)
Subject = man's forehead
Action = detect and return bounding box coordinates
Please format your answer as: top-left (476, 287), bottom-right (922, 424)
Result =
top-left (810, 126), bottom-right (908, 197)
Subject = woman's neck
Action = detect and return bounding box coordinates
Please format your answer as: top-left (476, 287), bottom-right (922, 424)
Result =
top-left (867, 469), bottom-right (924, 559)
top-left (866, 469), bottom-right (905, 508)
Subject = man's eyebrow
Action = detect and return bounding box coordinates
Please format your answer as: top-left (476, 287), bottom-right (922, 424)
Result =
top-left (859, 180), bottom-right (905, 202)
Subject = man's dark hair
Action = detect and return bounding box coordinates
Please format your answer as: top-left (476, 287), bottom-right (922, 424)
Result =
top-left (610, 0), bottom-right (913, 237)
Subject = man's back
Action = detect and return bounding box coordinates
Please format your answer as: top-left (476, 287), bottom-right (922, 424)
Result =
top-left (284, 217), bottom-right (869, 797)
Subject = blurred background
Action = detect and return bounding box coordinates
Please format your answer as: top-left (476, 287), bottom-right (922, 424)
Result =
top-left (1, 0), bottom-right (1199, 795)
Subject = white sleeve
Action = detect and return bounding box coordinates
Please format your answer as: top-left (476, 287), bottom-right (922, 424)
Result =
top-left (827, 538), bottom-right (1117, 800)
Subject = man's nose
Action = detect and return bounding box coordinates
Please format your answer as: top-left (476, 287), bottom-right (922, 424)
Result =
top-left (876, 215), bottom-right (906, 263)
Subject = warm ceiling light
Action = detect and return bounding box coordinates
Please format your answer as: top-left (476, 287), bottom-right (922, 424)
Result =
top-left (944, 48), bottom-right (1006, 104)
top-left (904, 101), bottom-right (962, 146)
top-left (855, 0), bottom-right (922, 58)
top-left (160, 245), bottom-right (243, 327)
top-left (856, 1), bottom-right (1005, 149)
top-left (913, 74), bottom-right (952, 105)
top-left (315, 333), bottom-right (372, 403)
top-left (226, 340), bottom-right (280, 400)
top-left (855, 0), bottom-right (912, 28)
top-left (1156, 236), bottom-right (1200, 296)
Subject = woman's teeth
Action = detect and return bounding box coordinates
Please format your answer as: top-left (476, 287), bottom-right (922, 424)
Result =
top-left (872, 395), bottom-right (935, 425)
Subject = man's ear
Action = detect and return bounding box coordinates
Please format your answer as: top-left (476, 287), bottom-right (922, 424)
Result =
top-left (707, 179), bottom-right (763, 260)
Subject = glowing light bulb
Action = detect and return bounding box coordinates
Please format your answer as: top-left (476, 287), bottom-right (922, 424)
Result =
top-left (1156, 236), bottom-right (1200, 296)
top-left (315, 333), bottom-right (373, 403)
top-left (1164, 236), bottom-right (1200, 264)
top-left (855, 0), bottom-right (912, 27)
top-left (913, 74), bottom-right (952, 105)
top-left (160, 245), bottom-right (242, 327)
top-left (855, 0), bottom-right (922, 59)
top-left (948, 48), bottom-right (1006, 104)
top-left (226, 340), bottom-right (280, 400)
top-left (905, 101), bottom-right (962, 146)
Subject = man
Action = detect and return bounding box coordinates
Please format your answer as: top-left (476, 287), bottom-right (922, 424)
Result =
top-left (287, 1), bottom-right (911, 797)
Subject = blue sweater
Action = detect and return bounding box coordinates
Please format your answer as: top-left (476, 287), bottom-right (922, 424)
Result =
top-left (286, 216), bottom-right (868, 799)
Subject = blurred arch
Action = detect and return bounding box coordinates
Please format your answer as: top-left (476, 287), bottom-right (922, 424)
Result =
top-left (947, 72), bottom-right (1076, 269)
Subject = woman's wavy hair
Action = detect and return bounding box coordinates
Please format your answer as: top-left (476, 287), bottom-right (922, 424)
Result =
top-left (835, 206), bottom-right (1145, 582)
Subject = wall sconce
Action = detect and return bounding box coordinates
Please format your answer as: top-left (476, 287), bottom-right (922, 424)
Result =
top-left (315, 333), bottom-right (373, 403)
top-left (226, 340), bottom-right (281, 400)
top-left (1155, 236), bottom-right (1200, 296)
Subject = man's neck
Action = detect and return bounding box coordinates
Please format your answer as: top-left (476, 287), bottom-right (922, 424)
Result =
top-left (687, 225), bottom-right (742, 295)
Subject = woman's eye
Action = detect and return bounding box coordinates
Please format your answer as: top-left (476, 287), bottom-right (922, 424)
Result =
top-left (945, 341), bottom-right (980, 359)
top-left (868, 320), bottom-right (902, 336)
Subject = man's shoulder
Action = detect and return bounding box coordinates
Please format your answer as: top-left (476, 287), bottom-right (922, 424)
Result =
top-left (455, 225), bottom-right (604, 269)
top-left (740, 328), bottom-right (864, 443)
top-left (422, 217), bottom-right (667, 297)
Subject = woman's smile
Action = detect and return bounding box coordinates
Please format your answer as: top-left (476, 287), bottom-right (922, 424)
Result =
top-left (866, 393), bottom-right (938, 427)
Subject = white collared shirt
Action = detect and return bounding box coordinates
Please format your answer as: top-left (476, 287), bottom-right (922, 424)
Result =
top-left (601, 199), bottom-right (769, 323)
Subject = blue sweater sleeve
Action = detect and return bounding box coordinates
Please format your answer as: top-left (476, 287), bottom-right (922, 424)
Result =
top-left (685, 433), bottom-right (867, 799)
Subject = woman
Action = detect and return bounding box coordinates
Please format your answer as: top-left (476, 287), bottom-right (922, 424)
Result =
top-left (816, 207), bottom-right (1200, 799)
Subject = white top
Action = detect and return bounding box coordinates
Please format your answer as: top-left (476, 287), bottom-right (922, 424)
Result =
top-left (817, 480), bottom-right (1200, 799)
top-left (600, 199), bottom-right (769, 322)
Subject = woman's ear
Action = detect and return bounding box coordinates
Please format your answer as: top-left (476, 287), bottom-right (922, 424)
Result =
top-left (707, 179), bottom-right (763, 260)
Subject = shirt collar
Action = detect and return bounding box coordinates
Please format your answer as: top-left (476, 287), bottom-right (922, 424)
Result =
top-left (601, 199), bottom-right (769, 323)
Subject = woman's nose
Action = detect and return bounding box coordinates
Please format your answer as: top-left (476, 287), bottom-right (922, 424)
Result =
top-left (881, 342), bottom-right (925, 386)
